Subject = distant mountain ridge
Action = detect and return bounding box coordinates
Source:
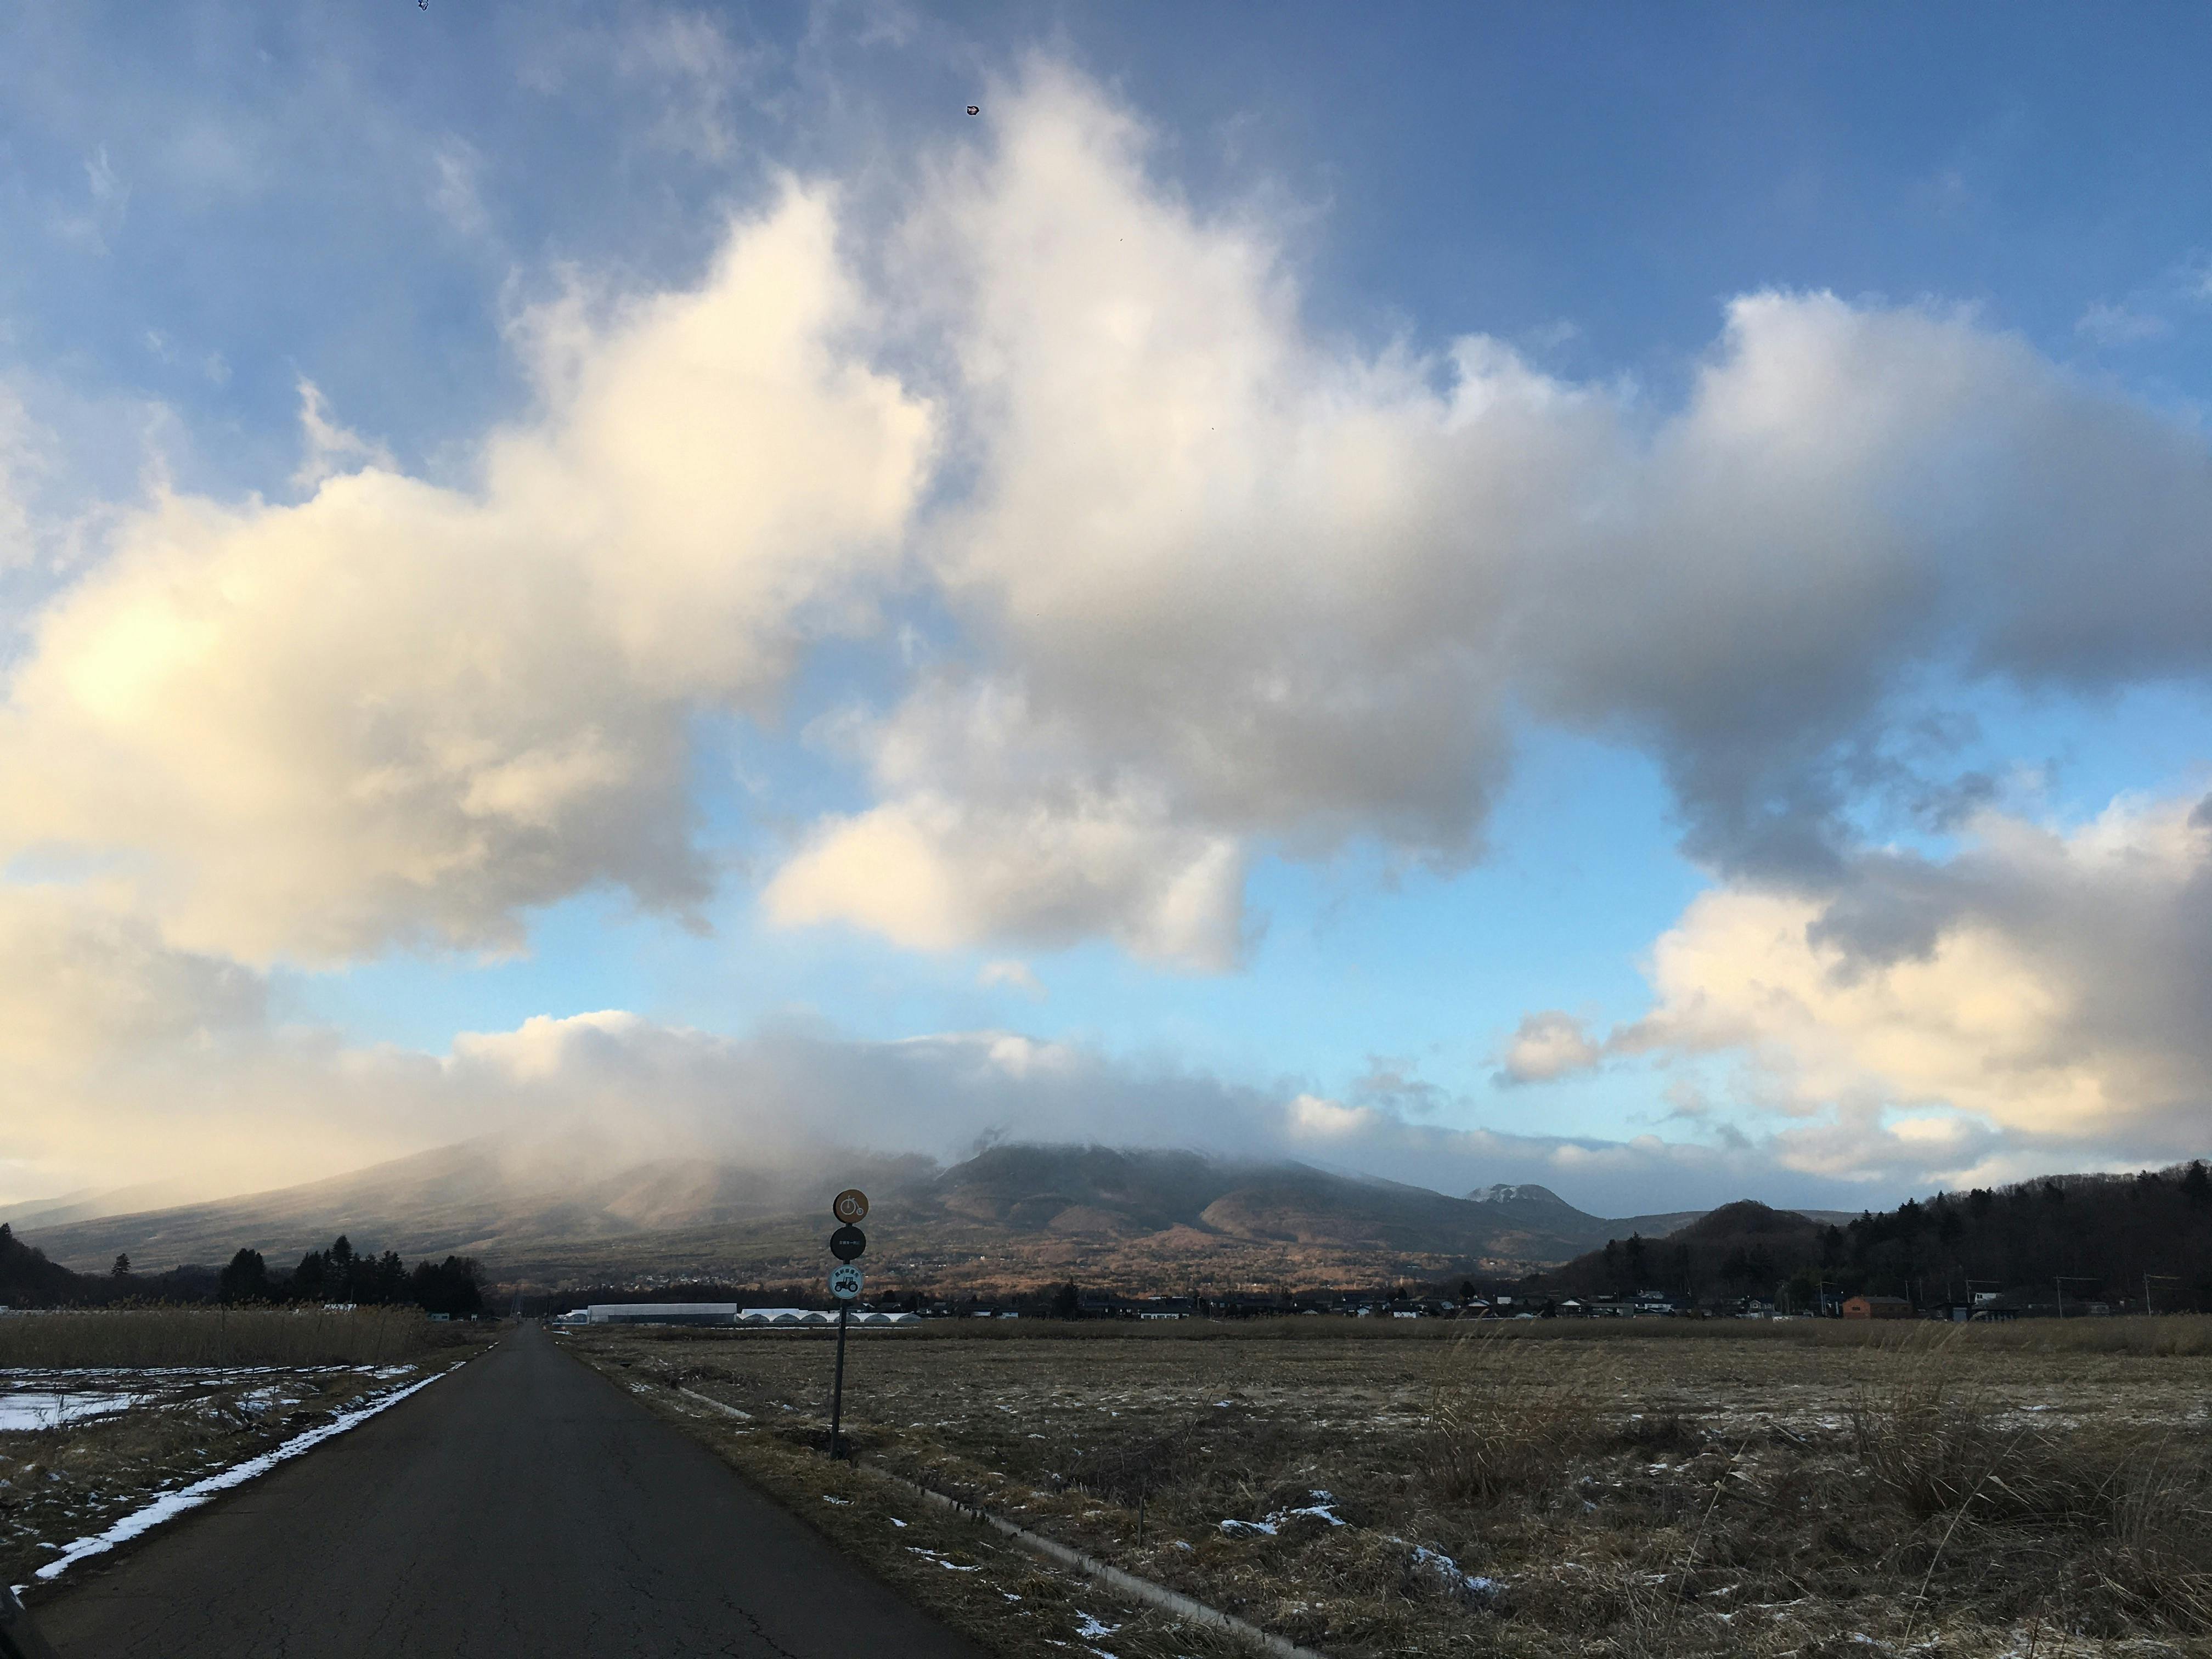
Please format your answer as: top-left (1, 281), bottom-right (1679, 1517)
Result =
top-left (9, 1139), bottom-right (1820, 1293)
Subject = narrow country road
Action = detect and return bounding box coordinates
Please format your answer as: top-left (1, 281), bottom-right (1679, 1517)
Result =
top-left (31, 1323), bottom-right (985, 1658)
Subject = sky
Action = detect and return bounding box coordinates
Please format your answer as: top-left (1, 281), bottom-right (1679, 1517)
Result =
top-left (4, 3), bottom-right (2212, 1218)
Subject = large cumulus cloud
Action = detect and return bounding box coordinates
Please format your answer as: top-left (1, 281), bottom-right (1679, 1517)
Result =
top-left (762, 67), bottom-right (2212, 967)
top-left (0, 185), bottom-right (930, 963)
top-left (9, 61), bottom-right (2212, 1198)
top-left (1504, 790), bottom-right (2212, 1187)
top-left (0, 882), bottom-right (1870, 1216)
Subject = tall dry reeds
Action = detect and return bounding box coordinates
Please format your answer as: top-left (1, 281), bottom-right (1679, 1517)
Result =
top-left (0, 1306), bottom-right (460, 1368)
top-left (1850, 1325), bottom-right (2212, 1635)
top-left (1425, 1326), bottom-right (1598, 1504)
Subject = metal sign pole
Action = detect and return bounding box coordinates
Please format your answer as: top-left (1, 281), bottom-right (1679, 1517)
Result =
top-left (825, 1188), bottom-right (868, 1461)
top-left (829, 1297), bottom-right (850, 1459)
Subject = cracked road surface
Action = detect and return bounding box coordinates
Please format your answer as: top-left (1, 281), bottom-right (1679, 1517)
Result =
top-left (31, 1322), bottom-right (986, 1658)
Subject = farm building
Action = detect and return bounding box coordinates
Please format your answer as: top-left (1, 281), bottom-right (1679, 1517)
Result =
top-left (1842, 1294), bottom-right (1913, 1319)
top-left (577, 1302), bottom-right (738, 1325)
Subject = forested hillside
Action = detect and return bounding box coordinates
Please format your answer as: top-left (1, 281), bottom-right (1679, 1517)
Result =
top-left (0, 1222), bottom-right (483, 1315)
top-left (1547, 1163), bottom-right (2212, 1310)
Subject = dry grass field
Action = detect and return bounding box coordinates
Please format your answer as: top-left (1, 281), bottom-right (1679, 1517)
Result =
top-left (2, 1309), bottom-right (485, 1589)
top-left (567, 1317), bottom-right (2212, 1658)
top-left (0, 1306), bottom-right (468, 1369)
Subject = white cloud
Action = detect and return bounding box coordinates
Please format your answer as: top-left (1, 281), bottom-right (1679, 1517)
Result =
top-left (428, 138), bottom-right (489, 238)
top-left (1515, 789), bottom-right (2212, 1188)
top-left (978, 958), bottom-right (1045, 998)
top-left (0, 383), bottom-right (43, 569)
top-left (0, 884), bottom-right (263, 1072)
top-left (765, 788), bottom-right (1244, 970)
top-left (1496, 1011), bottom-right (1602, 1085)
top-left (2076, 300), bottom-right (2170, 346)
top-left (520, 8), bottom-right (763, 163)
top-left (617, 11), bottom-right (759, 162)
top-left (0, 185), bottom-right (932, 964)
top-left (764, 66), bottom-right (2212, 965)
top-left (13, 61), bottom-right (2212, 1209)
top-left (289, 379), bottom-right (394, 493)
top-left (53, 145), bottom-right (129, 252)
top-left (0, 922), bottom-right (1887, 1216)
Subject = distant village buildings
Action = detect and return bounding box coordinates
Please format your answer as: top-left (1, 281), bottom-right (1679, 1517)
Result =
top-left (556, 1303), bottom-right (919, 1328)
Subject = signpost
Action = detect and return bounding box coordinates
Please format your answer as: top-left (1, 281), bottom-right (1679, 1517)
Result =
top-left (826, 1192), bottom-right (868, 1459)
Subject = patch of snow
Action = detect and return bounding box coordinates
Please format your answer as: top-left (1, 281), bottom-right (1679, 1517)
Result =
top-left (822, 1496), bottom-right (851, 1505)
top-left (1220, 1489), bottom-right (1345, 1535)
top-left (1073, 1612), bottom-right (1120, 1638)
top-left (890, 1517), bottom-right (908, 1527)
top-left (0, 1393), bottom-right (142, 1430)
top-left (905, 1547), bottom-right (980, 1571)
top-left (1410, 1543), bottom-right (1499, 1604)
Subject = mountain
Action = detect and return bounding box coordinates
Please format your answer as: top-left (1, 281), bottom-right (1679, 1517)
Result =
top-left (0, 1178), bottom-right (205, 1231)
top-left (8, 1139), bottom-right (936, 1278)
top-left (13, 1139), bottom-right (1748, 1294)
top-left (1465, 1181), bottom-right (1706, 1244)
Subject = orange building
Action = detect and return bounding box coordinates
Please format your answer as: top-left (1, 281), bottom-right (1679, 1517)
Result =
top-left (1842, 1294), bottom-right (1913, 1319)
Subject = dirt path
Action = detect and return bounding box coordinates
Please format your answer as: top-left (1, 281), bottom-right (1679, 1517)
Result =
top-left (29, 1322), bottom-right (985, 1658)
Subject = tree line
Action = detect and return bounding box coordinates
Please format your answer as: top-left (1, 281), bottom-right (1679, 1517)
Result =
top-left (1, 1223), bottom-right (483, 1316)
top-left (1555, 1160), bottom-right (2212, 1311)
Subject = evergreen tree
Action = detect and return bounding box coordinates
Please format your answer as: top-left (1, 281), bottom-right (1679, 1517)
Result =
top-left (218, 1248), bottom-right (270, 1302)
top-left (372, 1250), bottom-right (408, 1304)
top-left (290, 1248), bottom-right (327, 1302)
top-left (0, 1224), bottom-right (82, 1307)
top-left (408, 1256), bottom-right (483, 1317)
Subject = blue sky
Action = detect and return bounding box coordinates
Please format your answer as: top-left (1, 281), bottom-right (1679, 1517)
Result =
top-left (5, 4), bottom-right (2212, 1215)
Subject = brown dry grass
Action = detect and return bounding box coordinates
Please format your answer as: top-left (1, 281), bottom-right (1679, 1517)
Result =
top-left (566, 1318), bottom-right (2212, 1657)
top-left (0, 1307), bottom-right (467, 1368)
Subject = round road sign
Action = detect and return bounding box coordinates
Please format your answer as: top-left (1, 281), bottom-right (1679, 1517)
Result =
top-left (830, 1224), bottom-right (867, 1262)
top-left (829, 1263), bottom-right (863, 1300)
top-left (832, 1188), bottom-right (870, 1224)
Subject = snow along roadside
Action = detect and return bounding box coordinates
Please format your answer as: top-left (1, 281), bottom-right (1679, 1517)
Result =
top-left (14, 1355), bottom-right (475, 1593)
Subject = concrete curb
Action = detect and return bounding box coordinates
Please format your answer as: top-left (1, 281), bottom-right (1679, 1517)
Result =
top-left (657, 1373), bottom-right (1324, 1655)
top-left (887, 1472), bottom-right (1325, 1659)
top-left (676, 1385), bottom-right (753, 1421)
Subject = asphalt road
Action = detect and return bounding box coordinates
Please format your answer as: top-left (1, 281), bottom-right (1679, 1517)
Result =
top-left (31, 1323), bottom-right (986, 1658)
